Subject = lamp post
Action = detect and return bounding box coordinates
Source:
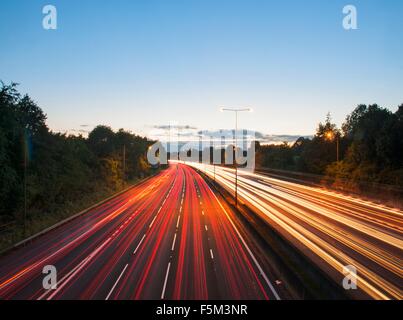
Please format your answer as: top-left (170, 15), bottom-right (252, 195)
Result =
top-left (213, 160), bottom-right (216, 183)
top-left (220, 107), bottom-right (252, 207)
top-left (336, 135), bottom-right (339, 162)
top-left (23, 136), bottom-right (27, 239)
top-left (325, 131), bottom-right (340, 162)
top-left (122, 144), bottom-right (126, 181)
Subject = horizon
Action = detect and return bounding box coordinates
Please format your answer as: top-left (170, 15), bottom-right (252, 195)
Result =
top-left (0, 0), bottom-right (402, 304)
top-left (1, 0), bottom-right (402, 138)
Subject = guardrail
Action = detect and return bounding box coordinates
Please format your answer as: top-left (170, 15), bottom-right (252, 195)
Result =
top-left (0, 171), bottom-right (162, 256)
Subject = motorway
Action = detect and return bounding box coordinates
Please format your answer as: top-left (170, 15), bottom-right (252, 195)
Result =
top-left (187, 162), bottom-right (403, 300)
top-left (0, 164), bottom-right (281, 300)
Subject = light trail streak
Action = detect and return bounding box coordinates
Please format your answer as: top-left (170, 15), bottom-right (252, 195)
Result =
top-left (105, 264), bottom-right (129, 300)
top-left (0, 164), bottom-right (281, 300)
top-left (181, 161), bottom-right (403, 300)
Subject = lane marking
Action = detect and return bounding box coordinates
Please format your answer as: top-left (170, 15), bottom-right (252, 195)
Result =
top-left (148, 174), bottom-right (178, 229)
top-left (210, 249), bottom-right (214, 260)
top-left (161, 262), bottom-right (171, 299)
top-left (38, 255), bottom-right (90, 300)
top-left (171, 233), bottom-right (177, 251)
top-left (176, 215), bottom-right (181, 228)
top-left (149, 215), bottom-right (157, 228)
top-left (40, 237), bottom-right (112, 300)
top-left (105, 263), bottom-right (129, 300)
top-left (205, 225), bottom-right (208, 231)
top-left (133, 234), bottom-right (146, 255)
top-left (0, 177), bottom-right (162, 291)
top-left (208, 183), bottom-right (281, 300)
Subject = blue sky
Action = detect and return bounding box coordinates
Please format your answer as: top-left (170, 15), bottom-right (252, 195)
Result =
top-left (1, 0), bottom-right (402, 138)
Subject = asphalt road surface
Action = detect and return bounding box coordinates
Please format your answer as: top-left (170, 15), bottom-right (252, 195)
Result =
top-left (0, 164), bottom-right (281, 300)
top-left (187, 162), bottom-right (403, 300)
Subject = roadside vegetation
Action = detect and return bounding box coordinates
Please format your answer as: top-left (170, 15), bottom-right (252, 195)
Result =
top-left (0, 82), bottom-right (158, 250)
top-left (255, 104), bottom-right (403, 202)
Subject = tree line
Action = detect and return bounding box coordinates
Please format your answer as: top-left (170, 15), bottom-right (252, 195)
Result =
top-left (0, 82), bottom-right (156, 236)
top-left (256, 104), bottom-right (403, 191)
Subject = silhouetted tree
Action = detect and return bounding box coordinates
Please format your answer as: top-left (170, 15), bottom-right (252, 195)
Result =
top-left (0, 82), bottom-right (156, 226)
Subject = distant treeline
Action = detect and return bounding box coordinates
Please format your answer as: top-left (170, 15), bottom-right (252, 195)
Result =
top-left (256, 104), bottom-right (403, 190)
top-left (0, 82), bottom-right (155, 229)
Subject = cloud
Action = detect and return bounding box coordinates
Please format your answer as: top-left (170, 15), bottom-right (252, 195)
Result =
top-left (152, 124), bottom-right (198, 130)
top-left (147, 124), bottom-right (312, 145)
top-left (256, 133), bottom-right (313, 144)
top-left (196, 130), bottom-right (312, 144)
top-left (69, 129), bottom-right (90, 133)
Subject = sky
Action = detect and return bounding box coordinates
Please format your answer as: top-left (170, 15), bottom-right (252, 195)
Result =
top-left (1, 0), bottom-right (402, 140)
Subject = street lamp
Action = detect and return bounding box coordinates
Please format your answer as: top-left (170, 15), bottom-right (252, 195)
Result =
top-left (220, 107), bottom-right (252, 207)
top-left (122, 144), bottom-right (126, 181)
top-left (325, 131), bottom-right (340, 162)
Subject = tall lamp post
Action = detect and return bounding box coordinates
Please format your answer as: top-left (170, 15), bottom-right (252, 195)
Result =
top-left (122, 144), bottom-right (126, 181)
top-left (326, 131), bottom-right (340, 162)
top-left (220, 107), bottom-right (252, 207)
top-left (23, 135), bottom-right (28, 239)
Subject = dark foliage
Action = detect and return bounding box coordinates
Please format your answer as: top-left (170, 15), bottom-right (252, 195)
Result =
top-left (256, 105), bottom-right (403, 188)
top-left (0, 82), bottom-right (154, 224)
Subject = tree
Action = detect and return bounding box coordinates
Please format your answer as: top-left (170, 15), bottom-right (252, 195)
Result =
top-left (87, 125), bottom-right (116, 158)
top-left (0, 81), bottom-right (157, 228)
top-left (326, 104), bottom-right (403, 187)
top-left (316, 112), bottom-right (339, 139)
top-left (17, 95), bottom-right (47, 134)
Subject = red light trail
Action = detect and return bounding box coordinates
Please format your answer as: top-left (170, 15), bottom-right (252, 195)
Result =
top-left (0, 164), bottom-right (279, 300)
